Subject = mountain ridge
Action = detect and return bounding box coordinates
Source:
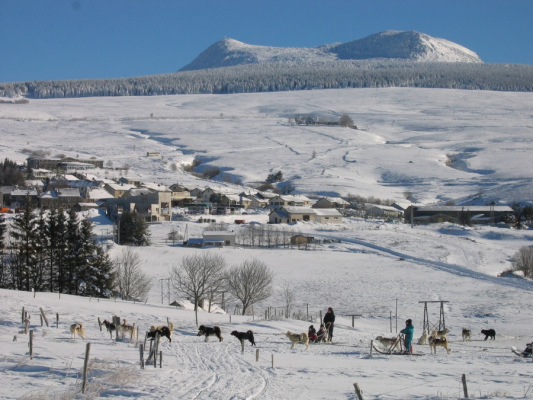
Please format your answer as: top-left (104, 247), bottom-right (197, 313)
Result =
top-left (180, 30), bottom-right (483, 71)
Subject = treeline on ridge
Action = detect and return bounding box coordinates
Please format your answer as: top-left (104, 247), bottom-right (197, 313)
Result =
top-left (1, 60), bottom-right (533, 99)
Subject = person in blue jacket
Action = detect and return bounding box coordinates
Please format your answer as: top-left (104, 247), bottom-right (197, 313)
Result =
top-left (400, 319), bottom-right (414, 353)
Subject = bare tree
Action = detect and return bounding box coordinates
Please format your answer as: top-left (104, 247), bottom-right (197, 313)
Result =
top-left (281, 281), bottom-right (296, 318)
top-left (339, 114), bottom-right (354, 127)
top-left (113, 248), bottom-right (152, 302)
top-left (225, 258), bottom-right (274, 315)
top-left (169, 253), bottom-right (226, 326)
top-left (512, 247), bottom-right (533, 278)
top-left (168, 227), bottom-right (181, 245)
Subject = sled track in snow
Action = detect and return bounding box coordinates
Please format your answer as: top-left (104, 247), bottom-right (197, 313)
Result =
top-left (164, 339), bottom-right (269, 399)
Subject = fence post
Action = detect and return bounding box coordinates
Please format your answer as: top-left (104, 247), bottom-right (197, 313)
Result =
top-left (154, 334), bottom-right (160, 368)
top-left (39, 307), bottom-right (49, 327)
top-left (352, 315), bottom-right (355, 327)
top-left (256, 349), bottom-right (259, 362)
top-left (353, 383), bottom-right (364, 400)
top-left (22, 307), bottom-right (25, 324)
top-left (56, 313), bottom-right (59, 329)
top-left (159, 351), bottom-right (163, 368)
top-left (271, 354), bottom-right (274, 368)
top-left (98, 317), bottom-right (102, 331)
top-left (140, 344), bottom-right (144, 369)
top-left (82, 343), bottom-right (91, 394)
top-left (29, 330), bottom-right (34, 359)
top-left (370, 340), bottom-right (373, 357)
top-left (462, 374), bottom-right (469, 398)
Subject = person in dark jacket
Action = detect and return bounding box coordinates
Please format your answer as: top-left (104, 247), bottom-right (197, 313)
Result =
top-left (308, 325), bottom-right (317, 342)
top-left (323, 307), bottom-right (335, 342)
top-left (400, 319), bottom-right (414, 354)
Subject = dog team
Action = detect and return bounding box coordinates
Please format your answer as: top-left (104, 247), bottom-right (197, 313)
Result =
top-left (66, 308), bottom-right (501, 355)
top-left (375, 319), bottom-right (499, 355)
top-left (64, 307), bottom-right (337, 351)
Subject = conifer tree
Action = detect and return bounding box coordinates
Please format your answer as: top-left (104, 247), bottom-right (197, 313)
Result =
top-left (65, 208), bottom-right (84, 294)
top-left (9, 196), bottom-right (39, 291)
top-left (77, 215), bottom-right (114, 296)
top-left (118, 210), bottom-right (150, 246)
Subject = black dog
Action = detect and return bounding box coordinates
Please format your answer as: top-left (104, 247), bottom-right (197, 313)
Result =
top-left (147, 326), bottom-right (172, 343)
top-left (197, 325), bottom-right (223, 342)
top-left (102, 319), bottom-right (116, 339)
top-left (481, 329), bottom-right (496, 340)
top-left (231, 330), bottom-right (256, 346)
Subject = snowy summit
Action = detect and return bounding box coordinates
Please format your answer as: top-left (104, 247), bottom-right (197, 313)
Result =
top-left (180, 30), bottom-right (483, 71)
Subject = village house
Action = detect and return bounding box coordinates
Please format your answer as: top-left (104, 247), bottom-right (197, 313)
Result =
top-left (313, 196), bottom-right (350, 209)
top-left (118, 177), bottom-right (141, 187)
top-left (39, 188), bottom-right (81, 210)
top-left (104, 182), bottom-right (137, 198)
top-left (11, 188), bottom-right (39, 207)
top-left (57, 161), bottom-right (94, 171)
top-left (245, 194), bottom-right (270, 208)
top-left (27, 156), bottom-right (104, 170)
top-left (314, 208), bottom-right (343, 223)
top-left (365, 204), bottom-right (404, 219)
top-left (269, 194), bottom-right (312, 209)
top-left (219, 194), bottom-right (252, 209)
top-left (106, 191), bottom-right (172, 222)
top-left (31, 168), bottom-right (51, 179)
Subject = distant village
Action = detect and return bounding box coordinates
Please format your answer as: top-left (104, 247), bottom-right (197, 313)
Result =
top-left (0, 156), bottom-right (515, 231)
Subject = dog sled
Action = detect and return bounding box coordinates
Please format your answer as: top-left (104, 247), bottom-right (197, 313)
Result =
top-left (372, 334), bottom-right (424, 356)
top-left (512, 343), bottom-right (532, 358)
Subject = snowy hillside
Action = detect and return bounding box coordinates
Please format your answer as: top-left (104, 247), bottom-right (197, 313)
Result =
top-left (0, 209), bottom-right (532, 399)
top-left (1, 87), bottom-right (532, 205)
top-left (180, 31), bottom-right (482, 71)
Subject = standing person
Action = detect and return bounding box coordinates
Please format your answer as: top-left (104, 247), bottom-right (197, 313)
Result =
top-left (323, 307), bottom-right (335, 342)
top-left (400, 319), bottom-right (414, 354)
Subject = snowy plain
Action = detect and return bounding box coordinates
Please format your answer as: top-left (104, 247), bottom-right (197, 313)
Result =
top-left (0, 88), bottom-right (533, 399)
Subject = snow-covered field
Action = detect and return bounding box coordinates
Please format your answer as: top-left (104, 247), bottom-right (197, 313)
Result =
top-left (1, 211), bottom-right (532, 400)
top-left (1, 88), bottom-right (533, 399)
top-left (1, 88), bottom-right (533, 204)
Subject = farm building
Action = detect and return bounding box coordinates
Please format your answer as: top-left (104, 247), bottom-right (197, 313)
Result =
top-left (403, 205), bottom-right (514, 225)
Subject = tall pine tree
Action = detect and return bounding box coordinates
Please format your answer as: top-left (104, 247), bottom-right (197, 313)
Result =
top-left (9, 196), bottom-right (39, 291)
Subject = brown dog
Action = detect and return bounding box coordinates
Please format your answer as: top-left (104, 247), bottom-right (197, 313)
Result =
top-left (429, 336), bottom-right (450, 354)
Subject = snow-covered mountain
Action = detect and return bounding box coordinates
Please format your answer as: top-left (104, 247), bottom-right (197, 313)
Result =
top-left (180, 30), bottom-right (482, 71)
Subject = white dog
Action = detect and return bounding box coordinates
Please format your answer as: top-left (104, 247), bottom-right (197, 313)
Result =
top-left (418, 331), bottom-right (428, 345)
top-left (462, 328), bottom-right (472, 342)
top-left (285, 331), bottom-right (309, 350)
top-left (375, 336), bottom-right (400, 351)
top-left (429, 336), bottom-right (450, 354)
top-left (70, 323), bottom-right (86, 339)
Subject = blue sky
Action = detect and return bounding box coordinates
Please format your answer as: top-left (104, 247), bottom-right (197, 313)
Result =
top-left (1, 0), bottom-right (532, 83)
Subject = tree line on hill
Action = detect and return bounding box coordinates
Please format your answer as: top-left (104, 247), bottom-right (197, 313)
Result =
top-left (1, 61), bottom-right (533, 99)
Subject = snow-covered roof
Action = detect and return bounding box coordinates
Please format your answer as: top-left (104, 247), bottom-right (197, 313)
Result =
top-left (313, 208), bottom-right (342, 216)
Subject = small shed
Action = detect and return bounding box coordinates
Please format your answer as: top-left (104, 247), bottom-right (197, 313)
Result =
top-left (203, 231), bottom-right (236, 246)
